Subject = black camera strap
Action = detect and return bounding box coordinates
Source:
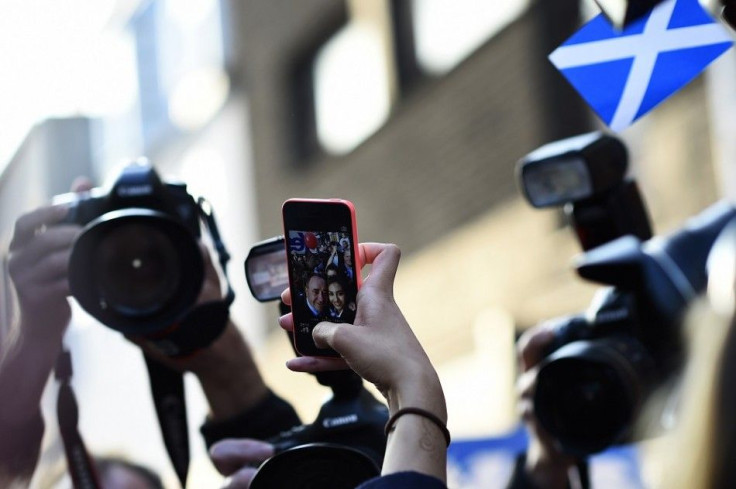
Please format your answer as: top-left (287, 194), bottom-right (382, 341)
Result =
top-left (54, 348), bottom-right (102, 489)
top-left (144, 356), bottom-right (190, 487)
top-left (141, 197), bottom-right (236, 489)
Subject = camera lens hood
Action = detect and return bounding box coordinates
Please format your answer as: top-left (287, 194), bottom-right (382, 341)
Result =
top-left (69, 208), bottom-right (204, 335)
top-left (250, 443), bottom-right (379, 489)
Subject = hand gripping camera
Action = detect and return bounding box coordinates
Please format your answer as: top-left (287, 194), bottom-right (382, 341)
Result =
top-left (517, 133), bottom-right (736, 455)
top-left (54, 160), bottom-right (233, 346)
top-left (53, 160), bottom-right (235, 486)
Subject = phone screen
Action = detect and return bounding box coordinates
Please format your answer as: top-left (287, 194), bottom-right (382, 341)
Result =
top-left (283, 200), bottom-right (360, 357)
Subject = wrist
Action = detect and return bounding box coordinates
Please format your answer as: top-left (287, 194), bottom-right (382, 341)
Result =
top-left (525, 441), bottom-right (574, 489)
top-left (387, 367), bottom-right (446, 421)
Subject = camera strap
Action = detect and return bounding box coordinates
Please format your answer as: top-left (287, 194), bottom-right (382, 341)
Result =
top-left (54, 348), bottom-right (102, 489)
top-left (144, 356), bottom-right (190, 487)
top-left (139, 197), bottom-right (236, 488)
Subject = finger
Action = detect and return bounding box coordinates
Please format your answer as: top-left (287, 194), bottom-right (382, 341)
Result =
top-left (516, 369), bottom-right (538, 400)
top-left (278, 313), bottom-right (294, 332)
top-left (357, 243), bottom-right (401, 295)
top-left (517, 326), bottom-right (556, 372)
top-left (8, 227), bottom-right (79, 275)
top-left (286, 356), bottom-right (349, 372)
top-left (26, 248), bottom-right (73, 284)
top-left (10, 206), bottom-right (70, 249)
top-left (280, 287), bottom-right (292, 306)
top-left (210, 439), bottom-right (274, 476)
top-left (71, 176), bottom-right (94, 192)
top-left (221, 467), bottom-right (259, 489)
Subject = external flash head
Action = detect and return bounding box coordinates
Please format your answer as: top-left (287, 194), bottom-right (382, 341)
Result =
top-left (517, 132), bottom-right (628, 209)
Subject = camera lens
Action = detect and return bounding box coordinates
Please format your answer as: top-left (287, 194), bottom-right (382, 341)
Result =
top-left (251, 444), bottom-right (379, 489)
top-left (534, 338), bottom-right (652, 455)
top-left (69, 209), bottom-right (204, 335)
top-left (93, 223), bottom-right (181, 316)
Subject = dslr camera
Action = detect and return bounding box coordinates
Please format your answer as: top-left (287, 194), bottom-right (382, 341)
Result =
top-left (253, 370), bottom-right (388, 489)
top-left (517, 132), bottom-right (736, 455)
top-left (55, 160), bottom-right (206, 338)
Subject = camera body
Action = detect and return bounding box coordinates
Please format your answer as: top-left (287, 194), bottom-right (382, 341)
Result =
top-left (251, 371), bottom-right (387, 488)
top-left (267, 387), bottom-right (387, 466)
top-left (534, 204), bottom-right (736, 455)
top-left (59, 163), bottom-right (201, 235)
top-left (518, 133), bottom-right (736, 455)
top-left (56, 161), bottom-right (205, 336)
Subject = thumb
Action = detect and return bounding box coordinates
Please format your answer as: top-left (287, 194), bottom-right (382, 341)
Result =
top-left (313, 321), bottom-right (353, 353)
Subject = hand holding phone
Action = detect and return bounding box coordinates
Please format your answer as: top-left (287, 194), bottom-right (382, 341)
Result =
top-left (282, 199), bottom-right (361, 357)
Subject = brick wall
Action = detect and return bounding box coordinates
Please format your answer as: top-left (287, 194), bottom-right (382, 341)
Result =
top-left (229, 0), bottom-right (590, 252)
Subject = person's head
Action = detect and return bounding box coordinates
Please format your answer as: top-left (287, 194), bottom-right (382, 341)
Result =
top-left (305, 274), bottom-right (327, 312)
top-left (325, 264), bottom-right (339, 281)
top-left (328, 280), bottom-right (347, 313)
top-left (343, 248), bottom-right (352, 267)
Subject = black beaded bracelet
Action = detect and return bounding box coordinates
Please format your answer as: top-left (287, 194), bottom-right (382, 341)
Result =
top-left (384, 407), bottom-right (451, 447)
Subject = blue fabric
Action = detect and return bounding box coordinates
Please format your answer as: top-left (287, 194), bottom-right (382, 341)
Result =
top-left (357, 471), bottom-right (447, 489)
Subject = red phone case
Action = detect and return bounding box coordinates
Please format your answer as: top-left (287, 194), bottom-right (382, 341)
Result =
top-left (282, 198), bottom-right (361, 357)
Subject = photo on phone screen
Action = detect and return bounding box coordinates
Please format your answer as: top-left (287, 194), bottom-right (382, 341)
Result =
top-left (283, 199), bottom-right (360, 357)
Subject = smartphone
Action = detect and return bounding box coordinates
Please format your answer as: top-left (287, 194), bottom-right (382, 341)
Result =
top-left (282, 198), bottom-right (361, 357)
top-left (244, 236), bottom-right (289, 302)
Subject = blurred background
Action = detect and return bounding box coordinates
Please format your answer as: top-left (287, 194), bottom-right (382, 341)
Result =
top-left (0, 0), bottom-right (734, 487)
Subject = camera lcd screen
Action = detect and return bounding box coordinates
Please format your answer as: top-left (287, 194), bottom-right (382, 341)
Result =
top-left (287, 229), bottom-right (358, 340)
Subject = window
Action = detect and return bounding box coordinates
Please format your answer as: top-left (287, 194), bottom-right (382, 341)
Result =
top-left (313, 20), bottom-right (393, 155)
top-left (411, 0), bottom-right (531, 75)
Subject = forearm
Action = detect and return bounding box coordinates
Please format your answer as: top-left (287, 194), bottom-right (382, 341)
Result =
top-left (523, 442), bottom-right (574, 489)
top-left (0, 323), bottom-right (64, 482)
top-left (383, 370), bottom-right (448, 482)
top-left (188, 321), bottom-right (269, 421)
top-left (0, 323), bottom-right (63, 425)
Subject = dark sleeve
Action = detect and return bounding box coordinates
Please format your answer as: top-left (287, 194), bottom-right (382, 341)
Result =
top-left (0, 409), bottom-right (45, 482)
top-left (356, 471), bottom-right (447, 489)
top-left (200, 390), bottom-right (301, 449)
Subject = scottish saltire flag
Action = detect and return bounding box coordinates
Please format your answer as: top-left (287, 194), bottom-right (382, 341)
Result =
top-left (549, 0), bottom-right (733, 131)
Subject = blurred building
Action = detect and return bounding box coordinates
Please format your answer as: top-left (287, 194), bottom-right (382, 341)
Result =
top-left (226, 0), bottom-right (726, 442)
top-left (0, 0), bottom-right (734, 488)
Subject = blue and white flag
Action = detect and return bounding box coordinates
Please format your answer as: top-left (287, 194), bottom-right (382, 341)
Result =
top-left (549, 0), bottom-right (733, 132)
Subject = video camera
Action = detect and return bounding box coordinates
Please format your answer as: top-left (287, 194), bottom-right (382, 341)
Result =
top-left (244, 239), bottom-right (388, 488)
top-left (517, 132), bottom-right (736, 455)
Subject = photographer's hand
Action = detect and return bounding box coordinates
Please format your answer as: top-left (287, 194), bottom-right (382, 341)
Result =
top-left (0, 178), bottom-right (91, 483)
top-left (515, 323), bottom-right (577, 489)
top-left (281, 243), bottom-right (448, 482)
top-left (210, 438), bottom-right (274, 489)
